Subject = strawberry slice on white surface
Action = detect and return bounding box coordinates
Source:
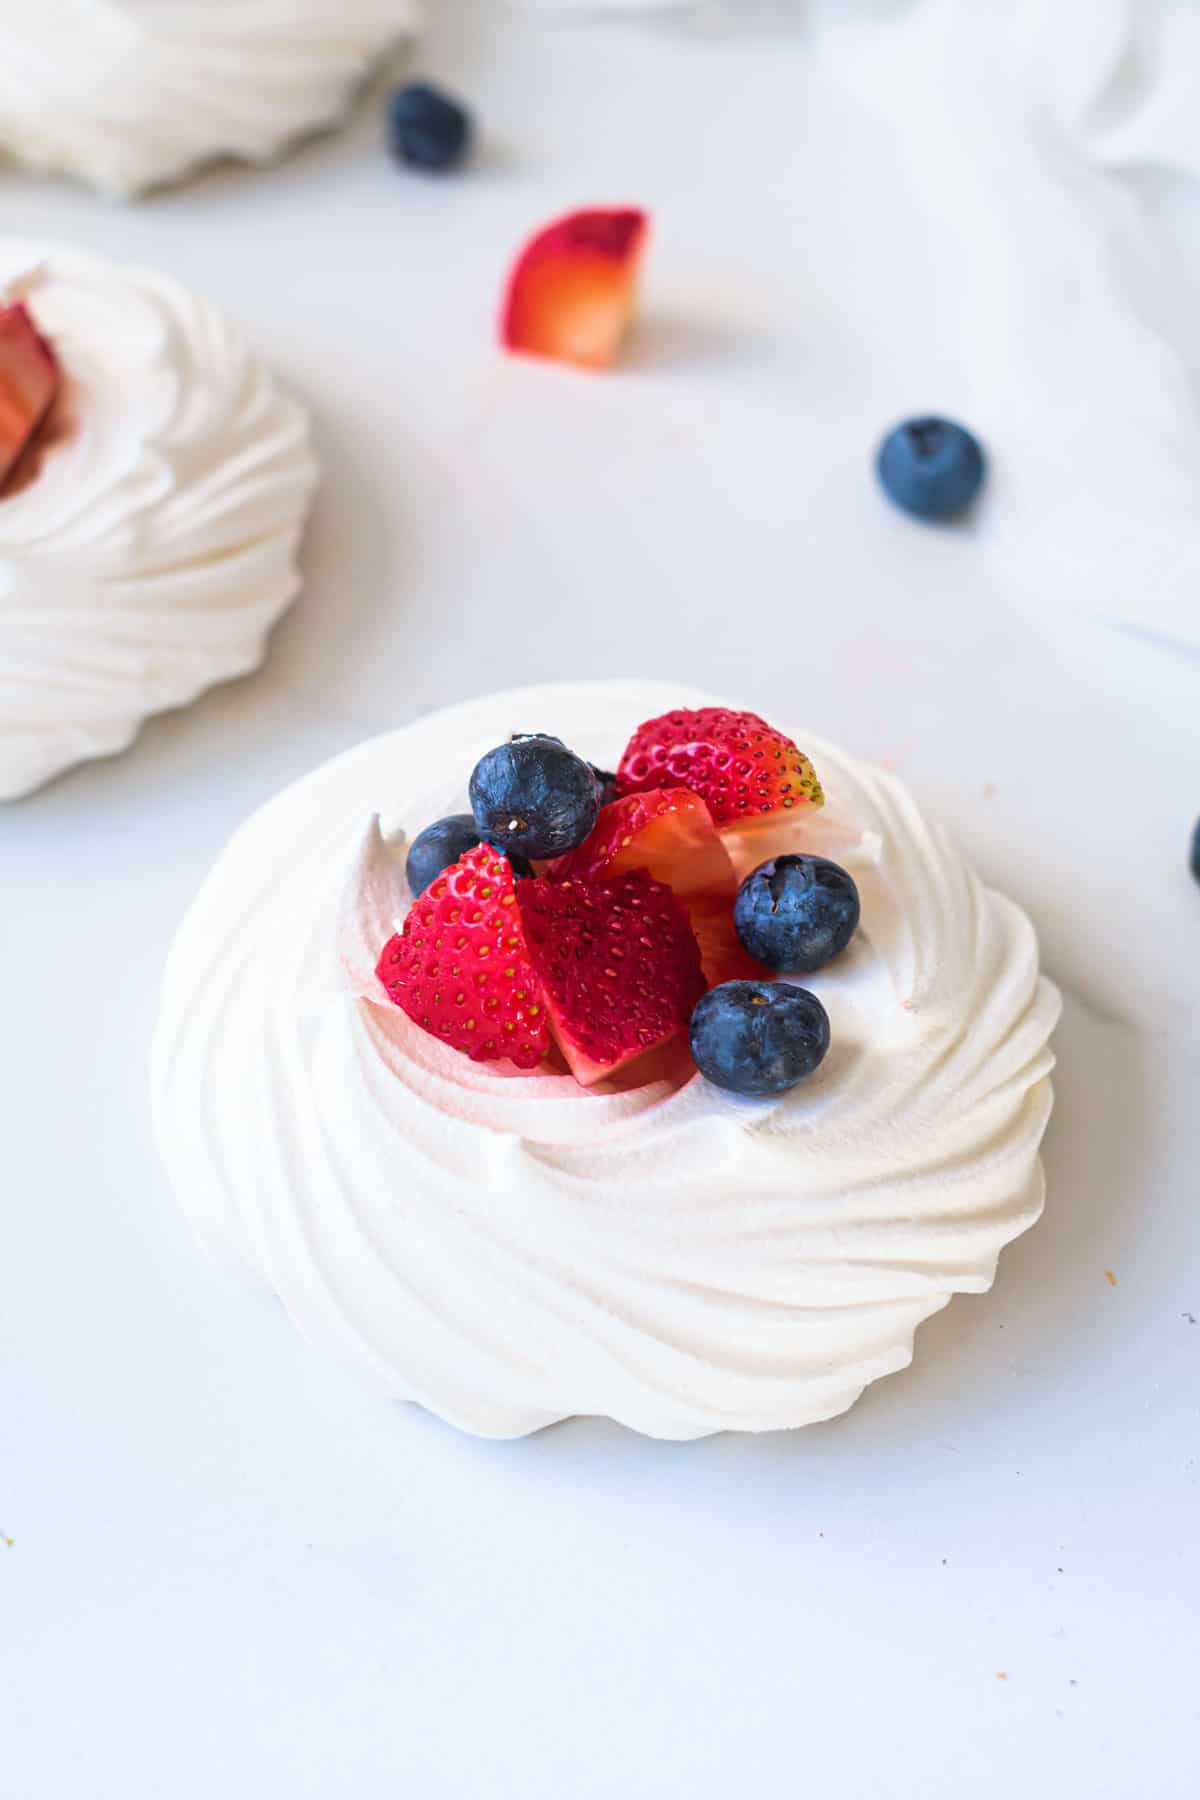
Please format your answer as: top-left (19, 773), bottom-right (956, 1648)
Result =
top-left (500, 207), bottom-right (649, 370)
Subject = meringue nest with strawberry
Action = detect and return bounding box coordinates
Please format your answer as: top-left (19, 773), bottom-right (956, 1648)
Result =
top-left (152, 682), bottom-right (1060, 1439)
top-left (0, 243), bottom-right (317, 800)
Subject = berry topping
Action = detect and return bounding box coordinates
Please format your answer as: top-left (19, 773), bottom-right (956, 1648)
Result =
top-left (684, 893), bottom-right (770, 989)
top-left (546, 786), bottom-right (736, 899)
top-left (500, 207), bottom-right (649, 370)
top-left (516, 870), bottom-right (706, 1087)
top-left (470, 733), bottom-right (600, 862)
top-left (405, 816), bottom-right (531, 896)
top-left (616, 707), bottom-right (824, 832)
top-left (689, 981), bottom-right (830, 1097)
top-left (0, 302), bottom-right (60, 493)
top-left (876, 416), bottom-right (986, 521)
top-left (734, 855), bottom-right (860, 973)
top-left (387, 81), bottom-right (472, 172)
top-left (590, 766), bottom-right (620, 808)
top-left (405, 814), bottom-right (481, 898)
top-left (376, 843), bottom-right (551, 1069)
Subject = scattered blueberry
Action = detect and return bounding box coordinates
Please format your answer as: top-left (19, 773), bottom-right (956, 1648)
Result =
top-left (734, 855), bottom-right (860, 973)
top-left (1191, 817), bottom-right (1200, 886)
top-left (469, 733), bottom-right (600, 861)
top-left (406, 814), bottom-right (480, 896)
top-left (689, 981), bottom-right (830, 1097)
top-left (386, 82), bottom-right (472, 173)
top-left (876, 416), bottom-right (986, 520)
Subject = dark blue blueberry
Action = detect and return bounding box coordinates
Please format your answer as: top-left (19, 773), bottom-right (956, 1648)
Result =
top-left (876, 416), bottom-right (986, 520)
top-left (590, 766), bottom-right (620, 808)
top-left (387, 82), bottom-right (472, 173)
top-left (405, 814), bottom-right (480, 896)
top-left (689, 981), bottom-right (830, 1097)
top-left (469, 734), bottom-right (600, 861)
top-left (734, 855), bottom-right (860, 973)
top-left (1191, 817), bottom-right (1200, 886)
top-left (406, 816), bottom-right (532, 894)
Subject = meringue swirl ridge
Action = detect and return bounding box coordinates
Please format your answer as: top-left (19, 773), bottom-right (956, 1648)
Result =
top-left (0, 1), bottom-right (417, 197)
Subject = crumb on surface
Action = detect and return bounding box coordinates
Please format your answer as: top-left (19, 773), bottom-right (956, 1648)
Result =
top-left (996, 1672), bottom-right (1008, 1681)
top-left (1104, 1269), bottom-right (1117, 1286)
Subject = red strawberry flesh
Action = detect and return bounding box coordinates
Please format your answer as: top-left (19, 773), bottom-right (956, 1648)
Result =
top-left (545, 786), bottom-right (735, 899)
top-left (500, 207), bottom-right (649, 371)
top-left (684, 893), bottom-right (770, 989)
top-left (516, 870), bottom-right (706, 1087)
top-left (0, 302), bottom-right (60, 492)
top-left (376, 843), bottom-right (552, 1069)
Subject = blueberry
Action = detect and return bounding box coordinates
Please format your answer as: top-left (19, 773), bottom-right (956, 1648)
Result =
top-left (1191, 818), bottom-right (1200, 886)
top-left (387, 82), bottom-right (472, 173)
top-left (876, 416), bottom-right (986, 520)
top-left (469, 734), bottom-right (600, 861)
top-left (591, 766), bottom-right (620, 808)
top-left (405, 815), bottom-right (533, 895)
top-left (405, 814), bottom-right (480, 896)
top-left (689, 981), bottom-right (830, 1097)
top-left (734, 855), bottom-right (860, 973)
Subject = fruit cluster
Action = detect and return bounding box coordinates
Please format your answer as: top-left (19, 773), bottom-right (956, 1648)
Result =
top-left (376, 707), bottom-right (862, 1097)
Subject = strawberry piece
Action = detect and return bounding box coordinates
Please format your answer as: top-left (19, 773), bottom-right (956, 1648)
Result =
top-left (685, 893), bottom-right (770, 989)
top-left (616, 706), bottom-right (824, 867)
top-left (516, 870), bottom-right (706, 1087)
top-left (545, 787), bottom-right (736, 900)
top-left (0, 302), bottom-right (60, 492)
top-left (375, 843), bottom-right (552, 1069)
top-left (500, 207), bottom-right (649, 371)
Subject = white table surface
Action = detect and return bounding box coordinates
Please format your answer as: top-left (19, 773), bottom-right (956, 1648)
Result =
top-left (3, 3), bottom-right (1198, 1795)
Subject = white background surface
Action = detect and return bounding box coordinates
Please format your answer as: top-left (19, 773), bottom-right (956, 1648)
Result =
top-left (3, 2), bottom-right (1198, 1795)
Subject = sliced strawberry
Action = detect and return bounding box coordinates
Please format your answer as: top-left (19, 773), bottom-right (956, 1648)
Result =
top-left (616, 706), bottom-right (824, 870)
top-left (375, 843), bottom-right (551, 1070)
top-left (516, 870), bottom-right (706, 1087)
top-left (0, 302), bottom-right (60, 492)
top-left (500, 207), bottom-right (649, 371)
top-left (545, 786), bottom-right (736, 900)
top-left (685, 893), bottom-right (769, 989)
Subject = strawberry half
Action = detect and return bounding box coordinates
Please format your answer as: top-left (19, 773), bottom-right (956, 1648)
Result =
top-left (616, 707), bottom-right (824, 872)
top-left (516, 870), bottom-right (705, 1087)
top-left (545, 787), bottom-right (736, 900)
top-left (376, 843), bottom-right (552, 1069)
top-left (500, 207), bottom-right (649, 371)
top-left (0, 302), bottom-right (60, 492)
